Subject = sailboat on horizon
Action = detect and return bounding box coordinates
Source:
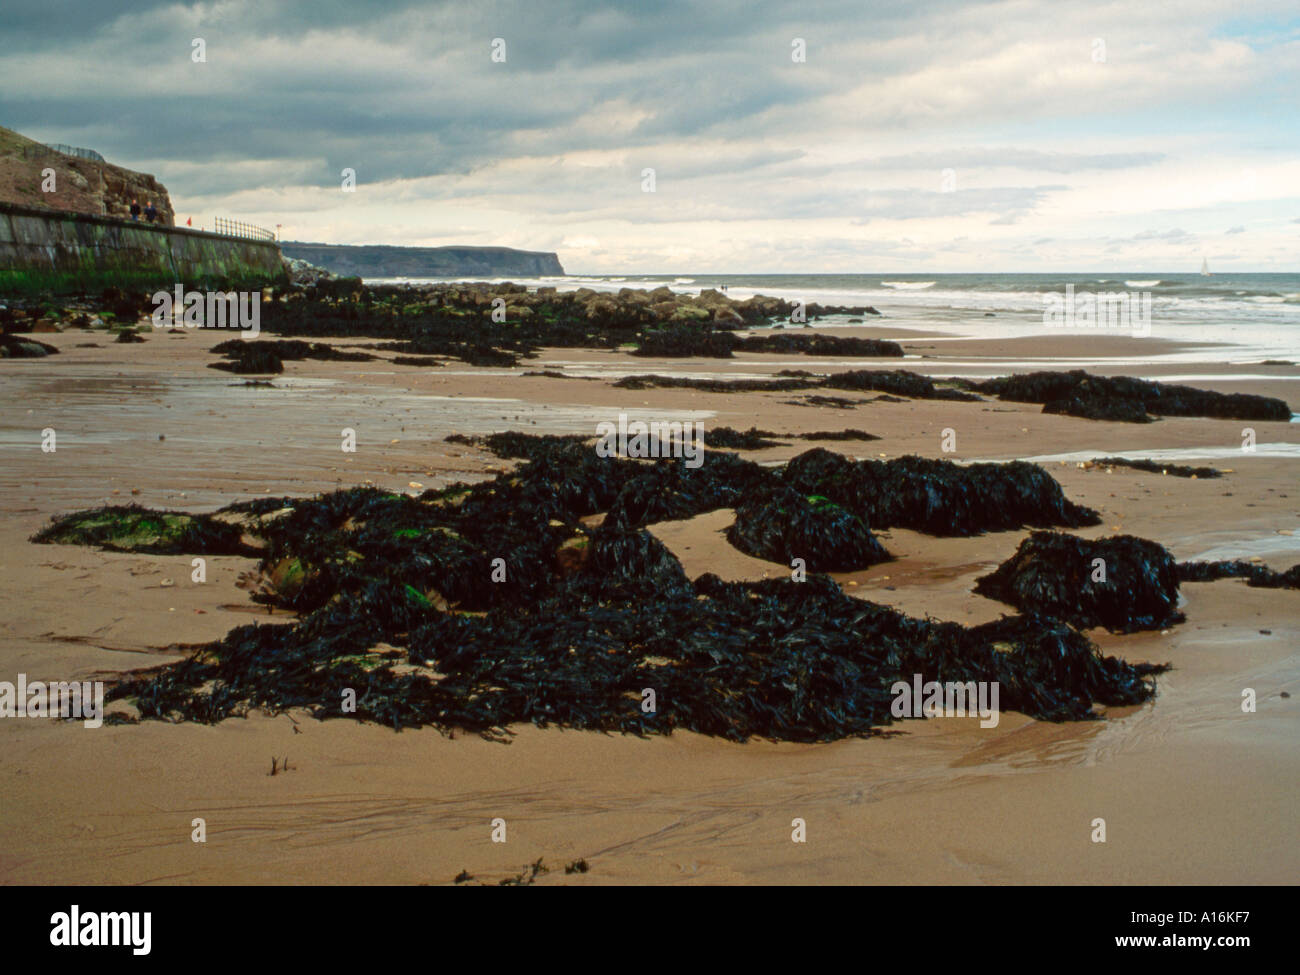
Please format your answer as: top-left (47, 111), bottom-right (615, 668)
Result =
top-left (1201, 258), bottom-right (1213, 276)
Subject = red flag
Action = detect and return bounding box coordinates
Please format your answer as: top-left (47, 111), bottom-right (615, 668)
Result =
top-left (186, 217), bottom-right (192, 227)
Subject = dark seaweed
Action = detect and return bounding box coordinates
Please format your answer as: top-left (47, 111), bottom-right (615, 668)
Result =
top-left (725, 484), bottom-right (891, 571)
top-left (703, 427), bottom-right (785, 450)
top-left (975, 370), bottom-right (1291, 423)
top-left (793, 395), bottom-right (861, 409)
top-left (0, 334), bottom-right (60, 357)
top-left (209, 338), bottom-right (376, 374)
top-left (781, 448), bottom-right (1101, 537)
top-left (1090, 457), bottom-right (1223, 479)
top-left (743, 333), bottom-right (903, 357)
top-left (35, 436), bottom-right (1162, 740)
top-left (614, 374), bottom-right (816, 393)
top-left (1177, 560), bottom-right (1300, 589)
top-left (975, 531), bottom-right (1185, 633)
top-left (31, 504), bottom-right (257, 556)
top-left (611, 369), bottom-right (979, 401)
top-left (632, 326), bottom-right (740, 358)
top-left (797, 429), bottom-right (880, 441)
top-left (822, 369), bottom-right (981, 401)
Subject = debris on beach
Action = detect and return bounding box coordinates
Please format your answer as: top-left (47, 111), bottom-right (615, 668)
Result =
top-left (498, 858), bottom-right (548, 886)
top-left (972, 370), bottom-right (1291, 423)
top-left (974, 531), bottom-right (1185, 633)
top-left (34, 436), bottom-right (1167, 741)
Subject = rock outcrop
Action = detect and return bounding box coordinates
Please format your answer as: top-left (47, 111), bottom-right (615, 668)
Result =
top-left (0, 124), bottom-right (174, 226)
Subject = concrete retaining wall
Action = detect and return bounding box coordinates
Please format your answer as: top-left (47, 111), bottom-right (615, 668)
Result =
top-left (0, 202), bottom-right (287, 296)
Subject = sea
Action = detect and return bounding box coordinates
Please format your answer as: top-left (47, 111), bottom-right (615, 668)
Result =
top-left (370, 272), bottom-right (1300, 364)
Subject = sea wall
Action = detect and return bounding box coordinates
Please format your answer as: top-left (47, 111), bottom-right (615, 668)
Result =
top-left (0, 202), bottom-right (287, 296)
top-left (281, 241), bottom-right (565, 279)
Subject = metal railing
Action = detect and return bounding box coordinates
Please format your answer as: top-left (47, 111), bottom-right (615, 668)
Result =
top-left (43, 143), bottom-right (106, 162)
top-left (213, 217), bottom-right (275, 241)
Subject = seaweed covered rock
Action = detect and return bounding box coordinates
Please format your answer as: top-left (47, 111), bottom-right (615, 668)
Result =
top-left (781, 448), bottom-right (1101, 537)
top-left (1177, 560), bottom-right (1300, 589)
top-left (632, 325), bottom-right (739, 358)
top-left (607, 368), bottom-right (979, 400)
top-left (32, 505), bottom-right (255, 556)
top-left (974, 531), bottom-right (1184, 633)
top-left (822, 369), bottom-right (981, 401)
top-left (240, 485), bottom-right (570, 613)
top-left (210, 338), bottom-right (375, 374)
top-left (583, 524), bottom-right (694, 600)
top-left (604, 452), bottom-right (770, 528)
top-left (35, 432), bottom-right (1161, 741)
top-left (209, 344), bottom-right (284, 374)
top-left (111, 562), bottom-right (1165, 739)
top-left (613, 373), bottom-right (817, 393)
top-left (726, 485), bottom-right (891, 571)
top-left (799, 429), bottom-right (880, 442)
top-left (1044, 392), bottom-right (1152, 423)
top-left (703, 427), bottom-right (785, 450)
top-left (965, 613), bottom-right (1166, 713)
top-left (444, 430), bottom-right (592, 459)
top-left (0, 334), bottom-right (59, 358)
top-left (976, 370), bottom-right (1291, 423)
top-left (743, 333), bottom-right (903, 357)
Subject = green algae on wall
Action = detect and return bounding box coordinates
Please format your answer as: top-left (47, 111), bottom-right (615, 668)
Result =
top-left (0, 202), bottom-right (288, 297)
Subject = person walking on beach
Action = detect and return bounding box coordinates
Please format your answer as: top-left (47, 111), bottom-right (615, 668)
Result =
top-left (129, 199), bottom-right (140, 221)
top-left (144, 201), bottom-right (158, 224)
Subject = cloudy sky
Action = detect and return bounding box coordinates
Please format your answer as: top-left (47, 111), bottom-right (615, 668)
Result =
top-left (2, 0), bottom-right (1297, 271)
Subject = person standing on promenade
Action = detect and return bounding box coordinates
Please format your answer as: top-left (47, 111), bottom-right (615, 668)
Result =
top-left (129, 199), bottom-right (140, 221)
top-left (144, 201), bottom-right (158, 224)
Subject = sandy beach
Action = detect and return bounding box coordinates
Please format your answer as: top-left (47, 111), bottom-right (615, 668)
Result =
top-left (2, 322), bottom-right (1295, 885)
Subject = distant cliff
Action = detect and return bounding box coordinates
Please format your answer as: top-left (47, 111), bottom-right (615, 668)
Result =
top-left (0, 124), bottom-right (175, 226)
top-left (280, 242), bottom-right (564, 279)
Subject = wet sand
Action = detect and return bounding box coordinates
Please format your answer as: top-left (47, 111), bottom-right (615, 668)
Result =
top-left (1, 325), bottom-right (1296, 884)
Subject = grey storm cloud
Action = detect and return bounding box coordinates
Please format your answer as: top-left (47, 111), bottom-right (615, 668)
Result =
top-left (4, 0), bottom-right (1292, 270)
top-left (0, 0), bottom-right (1020, 193)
